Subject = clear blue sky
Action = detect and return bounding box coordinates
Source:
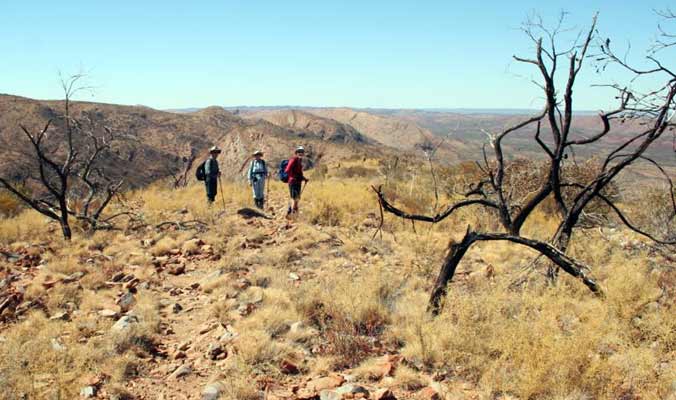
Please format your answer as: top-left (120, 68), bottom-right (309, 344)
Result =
top-left (1, 1), bottom-right (673, 110)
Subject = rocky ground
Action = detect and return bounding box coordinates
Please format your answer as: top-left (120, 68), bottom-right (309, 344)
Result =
top-left (1, 181), bottom-right (674, 400)
top-left (0, 189), bottom-right (472, 400)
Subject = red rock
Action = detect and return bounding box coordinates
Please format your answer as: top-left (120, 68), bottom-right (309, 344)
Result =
top-left (419, 387), bottom-right (441, 400)
top-left (373, 388), bottom-right (397, 400)
top-left (371, 355), bottom-right (399, 379)
top-left (306, 375), bottom-right (345, 392)
top-left (168, 264), bottom-right (185, 275)
top-left (42, 280), bottom-right (58, 289)
top-left (280, 359), bottom-right (300, 375)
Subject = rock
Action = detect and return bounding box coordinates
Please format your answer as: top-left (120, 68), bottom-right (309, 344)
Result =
top-left (289, 321), bottom-right (305, 333)
top-left (42, 280), bottom-right (58, 289)
top-left (237, 303), bottom-right (256, 316)
top-left (98, 309), bottom-right (119, 319)
top-left (182, 239), bottom-right (204, 255)
top-left (371, 355), bottom-right (398, 379)
top-left (199, 322), bottom-right (218, 335)
top-left (335, 384), bottom-right (370, 397)
top-left (306, 375), bottom-right (345, 392)
top-left (169, 365), bottom-right (192, 380)
top-left (319, 384), bottom-right (370, 400)
top-left (49, 311), bottom-right (70, 321)
top-left (111, 272), bottom-right (126, 282)
top-left (174, 351), bottom-right (187, 360)
top-left (124, 278), bottom-right (140, 290)
top-left (280, 359), bottom-right (300, 375)
top-left (178, 340), bottom-right (192, 351)
top-left (319, 390), bottom-right (341, 400)
top-left (172, 303), bottom-right (183, 314)
top-left (234, 278), bottom-right (251, 290)
top-left (373, 388), bottom-right (397, 400)
top-left (202, 381), bottom-right (225, 400)
top-left (168, 264), bottom-right (186, 275)
top-left (288, 272), bottom-right (300, 281)
top-left (111, 315), bottom-right (139, 331)
top-left (80, 386), bottom-right (96, 398)
top-left (237, 207), bottom-right (272, 219)
top-left (419, 386), bottom-right (441, 400)
top-left (116, 292), bottom-right (136, 313)
top-left (201, 268), bottom-right (225, 283)
top-left (51, 338), bottom-right (66, 351)
top-left (219, 331), bottom-right (237, 343)
top-left (207, 343), bottom-right (225, 360)
top-left (63, 271), bottom-right (85, 283)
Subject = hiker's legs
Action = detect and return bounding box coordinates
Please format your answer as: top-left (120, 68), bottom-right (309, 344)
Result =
top-left (206, 178), bottom-right (217, 203)
top-left (288, 182), bottom-right (302, 214)
top-left (253, 178), bottom-right (265, 209)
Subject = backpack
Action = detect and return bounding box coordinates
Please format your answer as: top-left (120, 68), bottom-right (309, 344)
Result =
top-left (278, 159), bottom-right (289, 183)
top-left (195, 161), bottom-right (206, 181)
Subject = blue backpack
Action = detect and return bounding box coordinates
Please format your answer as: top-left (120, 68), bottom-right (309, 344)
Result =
top-left (278, 159), bottom-right (289, 183)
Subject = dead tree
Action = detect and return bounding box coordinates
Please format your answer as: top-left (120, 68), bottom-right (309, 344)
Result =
top-left (170, 149), bottom-right (197, 189)
top-left (0, 74), bottom-right (126, 239)
top-left (374, 12), bottom-right (676, 314)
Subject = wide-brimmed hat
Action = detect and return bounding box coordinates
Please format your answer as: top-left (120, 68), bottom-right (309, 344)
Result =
top-left (209, 146), bottom-right (222, 154)
top-left (295, 146), bottom-right (305, 154)
top-left (252, 150), bottom-right (263, 156)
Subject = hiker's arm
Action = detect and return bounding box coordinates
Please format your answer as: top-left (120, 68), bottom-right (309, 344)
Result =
top-left (284, 158), bottom-right (295, 174)
top-left (247, 161), bottom-right (253, 184)
top-left (205, 159), bottom-right (212, 176)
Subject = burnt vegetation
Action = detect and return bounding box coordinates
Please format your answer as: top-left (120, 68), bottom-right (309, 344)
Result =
top-left (375, 12), bottom-right (676, 314)
top-left (0, 74), bottom-right (128, 240)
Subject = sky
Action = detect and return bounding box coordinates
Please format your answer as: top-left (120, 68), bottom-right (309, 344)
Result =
top-left (1, 0), bottom-right (674, 110)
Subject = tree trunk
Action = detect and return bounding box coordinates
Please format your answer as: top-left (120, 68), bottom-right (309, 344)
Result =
top-left (59, 202), bottom-right (72, 240)
top-left (426, 230), bottom-right (602, 316)
top-left (428, 228), bottom-right (477, 315)
top-left (60, 221), bottom-right (72, 240)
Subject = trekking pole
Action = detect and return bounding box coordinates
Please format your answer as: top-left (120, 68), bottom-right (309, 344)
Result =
top-left (265, 174), bottom-right (270, 208)
top-left (218, 175), bottom-right (226, 210)
top-left (300, 179), bottom-right (309, 196)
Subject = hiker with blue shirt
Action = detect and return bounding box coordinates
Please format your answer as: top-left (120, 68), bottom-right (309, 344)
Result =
top-left (247, 150), bottom-right (268, 209)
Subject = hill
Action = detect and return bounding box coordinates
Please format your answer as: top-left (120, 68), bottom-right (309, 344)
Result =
top-left (0, 95), bottom-right (385, 190)
top-left (377, 109), bottom-right (676, 169)
top-left (245, 109), bottom-right (369, 145)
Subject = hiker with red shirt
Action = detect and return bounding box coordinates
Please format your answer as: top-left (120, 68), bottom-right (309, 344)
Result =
top-left (285, 146), bottom-right (308, 216)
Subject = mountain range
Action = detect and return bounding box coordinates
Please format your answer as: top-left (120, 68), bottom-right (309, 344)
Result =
top-left (0, 94), bottom-right (673, 191)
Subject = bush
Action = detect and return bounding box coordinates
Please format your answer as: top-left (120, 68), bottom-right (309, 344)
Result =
top-left (0, 190), bottom-right (24, 217)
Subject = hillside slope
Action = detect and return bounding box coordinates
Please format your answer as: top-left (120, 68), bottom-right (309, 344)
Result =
top-left (0, 96), bottom-right (384, 189)
top-left (245, 109), bottom-right (369, 145)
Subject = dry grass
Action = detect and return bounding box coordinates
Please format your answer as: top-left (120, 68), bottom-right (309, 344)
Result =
top-left (295, 268), bottom-right (397, 368)
top-left (0, 168), bottom-right (673, 400)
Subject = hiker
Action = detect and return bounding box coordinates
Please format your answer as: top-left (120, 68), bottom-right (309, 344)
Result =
top-left (284, 146), bottom-right (309, 215)
top-left (204, 146), bottom-right (221, 204)
top-left (247, 150), bottom-right (268, 209)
